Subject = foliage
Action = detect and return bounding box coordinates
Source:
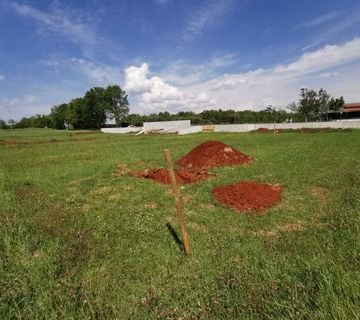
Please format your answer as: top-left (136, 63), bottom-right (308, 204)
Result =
top-left (328, 96), bottom-right (345, 112)
top-left (289, 88), bottom-right (344, 121)
top-left (15, 114), bottom-right (51, 129)
top-left (50, 104), bottom-right (68, 129)
top-left (105, 85), bottom-right (129, 127)
top-left (47, 85), bottom-right (130, 130)
top-left (122, 107), bottom-right (294, 127)
top-left (0, 119), bottom-right (9, 129)
top-left (2, 86), bottom-right (346, 130)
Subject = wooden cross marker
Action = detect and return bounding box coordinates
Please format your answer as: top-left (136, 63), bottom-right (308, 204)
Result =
top-left (164, 149), bottom-right (191, 256)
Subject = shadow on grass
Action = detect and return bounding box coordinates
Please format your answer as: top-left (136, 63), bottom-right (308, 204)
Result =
top-left (166, 222), bottom-right (184, 253)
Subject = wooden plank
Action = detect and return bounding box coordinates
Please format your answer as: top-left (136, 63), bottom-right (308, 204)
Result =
top-left (164, 149), bottom-right (191, 256)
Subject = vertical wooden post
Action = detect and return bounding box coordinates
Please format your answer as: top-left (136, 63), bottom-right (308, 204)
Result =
top-left (164, 149), bottom-right (191, 256)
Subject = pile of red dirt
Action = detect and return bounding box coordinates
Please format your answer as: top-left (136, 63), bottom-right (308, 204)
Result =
top-left (256, 128), bottom-right (271, 133)
top-left (213, 181), bottom-right (282, 213)
top-left (177, 141), bottom-right (252, 170)
top-left (130, 168), bottom-right (211, 185)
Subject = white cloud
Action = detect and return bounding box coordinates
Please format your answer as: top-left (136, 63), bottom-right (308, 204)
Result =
top-left (41, 58), bottom-right (122, 85)
top-left (211, 77), bottom-right (246, 91)
top-left (154, 0), bottom-right (169, 5)
top-left (124, 63), bottom-right (215, 112)
top-left (70, 59), bottom-right (122, 85)
top-left (318, 72), bottom-right (339, 78)
top-left (296, 12), bottom-right (341, 29)
top-left (125, 38), bottom-right (360, 113)
top-left (274, 39), bottom-right (360, 75)
top-left (183, 0), bottom-right (235, 40)
top-left (8, 2), bottom-right (99, 49)
top-left (300, 8), bottom-right (360, 51)
top-left (160, 53), bottom-right (238, 86)
top-left (189, 38), bottom-right (360, 109)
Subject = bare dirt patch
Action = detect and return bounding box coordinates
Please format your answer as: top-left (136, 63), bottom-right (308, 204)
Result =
top-left (125, 140), bottom-right (252, 185)
top-left (311, 186), bottom-right (330, 203)
top-left (15, 184), bottom-right (41, 201)
top-left (255, 128), bottom-right (271, 133)
top-left (213, 181), bottom-right (282, 213)
top-left (130, 168), bottom-right (211, 184)
top-left (177, 140), bottom-right (252, 170)
top-left (145, 202), bottom-right (158, 209)
top-left (112, 163), bottom-right (130, 177)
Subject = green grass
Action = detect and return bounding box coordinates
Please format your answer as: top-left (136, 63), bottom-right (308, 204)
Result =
top-left (1, 128), bottom-right (359, 319)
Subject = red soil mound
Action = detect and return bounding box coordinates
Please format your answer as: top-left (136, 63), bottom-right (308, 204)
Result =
top-left (177, 141), bottom-right (252, 170)
top-left (256, 127), bottom-right (270, 133)
top-left (130, 168), bottom-right (211, 185)
top-left (213, 181), bottom-right (282, 213)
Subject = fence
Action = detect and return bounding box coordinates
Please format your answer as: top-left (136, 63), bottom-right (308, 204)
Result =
top-left (101, 120), bottom-right (360, 135)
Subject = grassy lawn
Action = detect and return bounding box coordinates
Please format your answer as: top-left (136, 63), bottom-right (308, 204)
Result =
top-left (1, 128), bottom-right (359, 319)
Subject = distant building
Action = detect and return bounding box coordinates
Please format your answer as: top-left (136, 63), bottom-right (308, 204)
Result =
top-left (343, 103), bottom-right (360, 119)
top-left (328, 102), bottom-right (360, 120)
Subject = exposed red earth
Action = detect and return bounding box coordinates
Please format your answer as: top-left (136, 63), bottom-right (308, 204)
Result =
top-left (124, 141), bottom-right (283, 212)
top-left (255, 127), bottom-right (271, 133)
top-left (129, 141), bottom-right (252, 185)
top-left (213, 181), bottom-right (282, 213)
top-left (130, 168), bottom-right (211, 184)
top-left (176, 140), bottom-right (252, 170)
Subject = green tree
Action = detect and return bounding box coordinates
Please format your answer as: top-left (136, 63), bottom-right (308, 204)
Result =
top-left (50, 104), bottom-right (68, 129)
top-left (66, 98), bottom-right (86, 129)
top-left (290, 88), bottom-right (334, 121)
top-left (328, 96), bottom-right (345, 112)
top-left (0, 119), bottom-right (8, 129)
top-left (83, 87), bottom-right (108, 129)
top-left (125, 113), bottom-right (144, 127)
top-left (7, 119), bottom-right (16, 128)
top-left (105, 85), bottom-right (129, 127)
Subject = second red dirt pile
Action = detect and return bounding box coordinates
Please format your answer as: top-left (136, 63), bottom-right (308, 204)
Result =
top-left (213, 181), bottom-right (282, 212)
top-left (131, 140), bottom-right (252, 184)
top-left (177, 140), bottom-right (252, 169)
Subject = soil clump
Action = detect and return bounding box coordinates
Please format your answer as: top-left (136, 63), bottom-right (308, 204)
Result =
top-left (177, 140), bottom-right (252, 170)
top-left (213, 181), bottom-right (282, 212)
top-left (130, 168), bottom-right (211, 185)
top-left (256, 128), bottom-right (271, 133)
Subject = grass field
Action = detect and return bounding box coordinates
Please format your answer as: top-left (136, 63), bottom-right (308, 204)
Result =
top-left (1, 128), bottom-right (359, 319)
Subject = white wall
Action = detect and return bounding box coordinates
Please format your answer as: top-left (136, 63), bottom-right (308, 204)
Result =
top-left (101, 120), bottom-right (360, 135)
top-left (178, 126), bottom-right (202, 135)
top-left (211, 121), bottom-right (360, 133)
top-left (101, 127), bottom-right (142, 134)
top-left (143, 120), bottom-right (190, 130)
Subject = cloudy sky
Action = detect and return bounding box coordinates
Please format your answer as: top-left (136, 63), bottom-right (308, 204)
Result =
top-left (1, 0), bottom-right (360, 120)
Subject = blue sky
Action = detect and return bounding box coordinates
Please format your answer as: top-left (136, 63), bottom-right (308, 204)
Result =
top-left (1, 0), bottom-right (360, 120)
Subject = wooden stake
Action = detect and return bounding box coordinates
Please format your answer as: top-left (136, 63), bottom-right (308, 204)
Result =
top-left (164, 149), bottom-right (191, 256)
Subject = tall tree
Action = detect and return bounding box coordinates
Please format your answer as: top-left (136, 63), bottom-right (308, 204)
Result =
top-left (328, 96), bottom-right (345, 111)
top-left (105, 85), bottom-right (129, 127)
top-left (0, 119), bottom-right (8, 129)
top-left (66, 98), bottom-right (86, 129)
top-left (50, 104), bottom-right (68, 129)
top-left (83, 87), bottom-right (108, 129)
top-left (292, 88), bottom-right (333, 121)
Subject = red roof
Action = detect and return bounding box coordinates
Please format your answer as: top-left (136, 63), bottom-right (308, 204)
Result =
top-left (344, 103), bottom-right (360, 112)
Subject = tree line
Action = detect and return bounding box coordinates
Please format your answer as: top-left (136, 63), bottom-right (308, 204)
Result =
top-left (1, 85), bottom-right (129, 130)
top-left (0, 87), bottom-right (344, 129)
